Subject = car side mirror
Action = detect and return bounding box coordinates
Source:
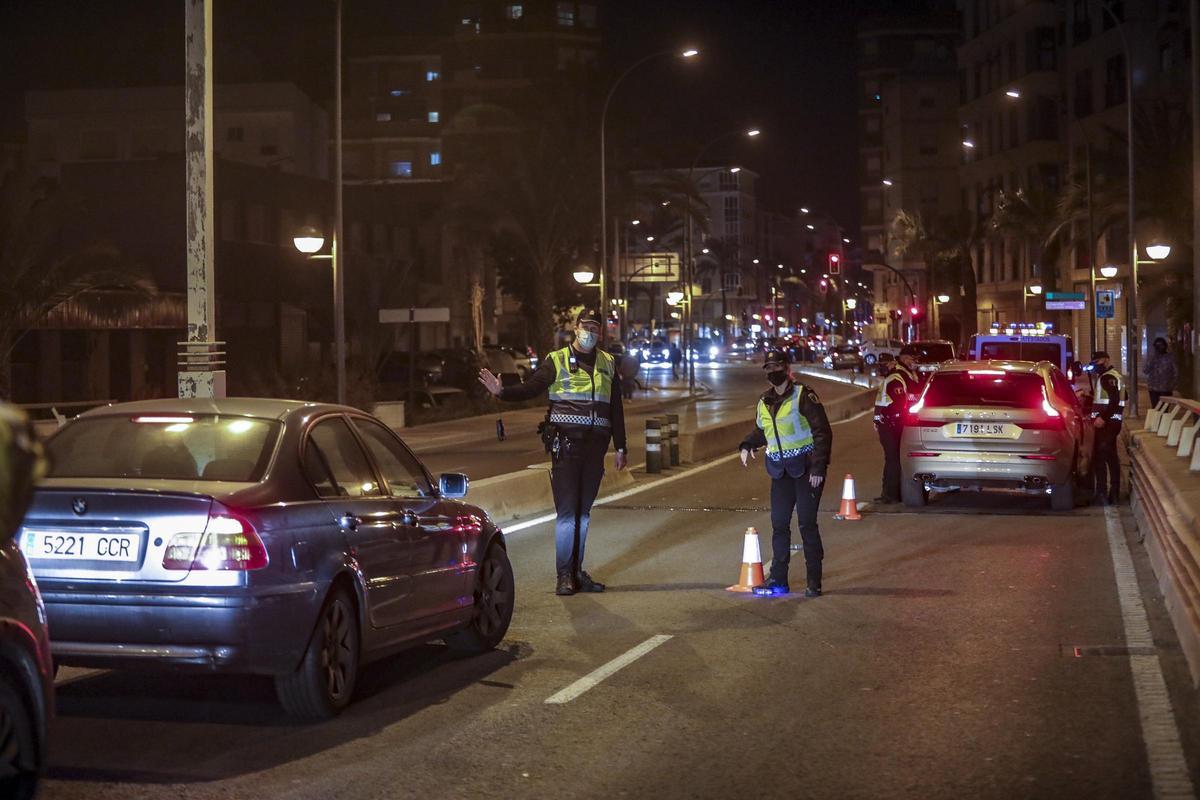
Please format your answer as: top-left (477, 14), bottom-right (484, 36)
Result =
top-left (438, 472), bottom-right (469, 499)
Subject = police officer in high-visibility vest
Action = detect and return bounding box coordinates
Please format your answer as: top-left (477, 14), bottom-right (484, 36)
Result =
top-left (1089, 350), bottom-right (1125, 505)
top-left (739, 350), bottom-right (833, 597)
top-left (873, 352), bottom-right (910, 505)
top-left (478, 308), bottom-right (627, 595)
top-left (895, 344), bottom-right (921, 400)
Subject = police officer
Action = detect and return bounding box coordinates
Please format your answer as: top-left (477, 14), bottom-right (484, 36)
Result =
top-left (738, 350), bottom-right (833, 597)
top-left (1089, 350), bottom-right (1125, 505)
top-left (895, 345), bottom-right (921, 399)
top-left (478, 309), bottom-right (627, 595)
top-left (872, 352), bottom-right (910, 505)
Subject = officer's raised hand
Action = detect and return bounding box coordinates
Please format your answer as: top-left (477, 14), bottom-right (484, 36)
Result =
top-left (740, 446), bottom-right (757, 467)
top-left (478, 368), bottom-right (502, 396)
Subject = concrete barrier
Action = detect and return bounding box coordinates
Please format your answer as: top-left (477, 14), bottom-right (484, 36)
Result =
top-left (1127, 402), bottom-right (1200, 686)
top-left (678, 385), bottom-right (877, 464)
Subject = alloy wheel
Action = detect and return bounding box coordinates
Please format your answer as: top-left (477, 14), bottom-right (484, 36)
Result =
top-left (320, 600), bottom-right (353, 701)
top-left (475, 555), bottom-right (511, 637)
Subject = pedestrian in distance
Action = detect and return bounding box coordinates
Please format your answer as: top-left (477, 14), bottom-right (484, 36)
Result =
top-left (479, 308), bottom-right (628, 596)
top-left (669, 342), bottom-right (683, 380)
top-left (872, 352), bottom-right (909, 505)
top-left (738, 350), bottom-right (833, 597)
top-left (1088, 350), bottom-right (1125, 506)
top-left (1144, 337), bottom-right (1177, 410)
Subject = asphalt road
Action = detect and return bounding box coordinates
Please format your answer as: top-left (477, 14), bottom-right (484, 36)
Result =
top-left (407, 360), bottom-right (861, 480)
top-left (40, 405), bottom-right (1200, 799)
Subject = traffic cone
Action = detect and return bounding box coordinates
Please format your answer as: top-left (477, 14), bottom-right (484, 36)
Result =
top-left (726, 527), bottom-right (767, 592)
top-left (833, 473), bottom-right (862, 521)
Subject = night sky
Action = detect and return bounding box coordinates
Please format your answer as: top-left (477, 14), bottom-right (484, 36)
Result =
top-left (0, 0), bottom-right (928, 238)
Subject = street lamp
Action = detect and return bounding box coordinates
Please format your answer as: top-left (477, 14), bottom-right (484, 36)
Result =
top-left (293, 226), bottom-right (325, 254)
top-left (845, 298), bottom-right (857, 310)
top-left (1100, 264), bottom-right (1119, 279)
top-left (881, 178), bottom-right (894, 187)
top-left (1005, 88), bottom-right (1022, 99)
top-left (1145, 242), bottom-right (1172, 261)
top-left (666, 289), bottom-right (685, 306)
top-left (573, 268), bottom-right (595, 285)
top-left (293, 225), bottom-right (345, 401)
top-left (600, 48), bottom-right (699, 345)
top-left (1022, 282), bottom-right (1043, 315)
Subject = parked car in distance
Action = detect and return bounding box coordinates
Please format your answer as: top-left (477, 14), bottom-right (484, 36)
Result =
top-left (430, 348), bottom-right (488, 393)
top-left (481, 347), bottom-right (522, 388)
top-left (861, 338), bottom-right (905, 366)
top-left (900, 360), bottom-right (1093, 510)
top-left (0, 405), bottom-right (53, 799)
top-left (26, 398), bottom-right (514, 720)
top-left (823, 345), bottom-right (864, 371)
top-left (729, 336), bottom-right (756, 359)
top-left (485, 345), bottom-right (532, 381)
top-left (405, 386), bottom-right (470, 412)
top-left (377, 351), bottom-right (443, 393)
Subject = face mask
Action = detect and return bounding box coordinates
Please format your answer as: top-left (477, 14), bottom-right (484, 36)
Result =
top-left (575, 330), bottom-right (597, 352)
top-left (1155, 344), bottom-right (1167, 353)
top-left (766, 370), bottom-right (789, 386)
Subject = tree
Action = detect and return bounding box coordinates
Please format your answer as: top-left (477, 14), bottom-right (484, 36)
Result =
top-left (0, 170), bottom-right (151, 396)
top-left (891, 209), bottom-right (982, 345)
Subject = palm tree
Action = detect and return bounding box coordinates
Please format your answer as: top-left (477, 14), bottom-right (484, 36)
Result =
top-left (0, 169), bottom-right (151, 396)
top-left (891, 209), bottom-right (982, 345)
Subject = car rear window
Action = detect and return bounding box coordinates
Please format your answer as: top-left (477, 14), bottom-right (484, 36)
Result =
top-left (46, 415), bottom-right (280, 481)
top-left (979, 341), bottom-right (1063, 364)
top-left (922, 371), bottom-right (1047, 409)
top-left (911, 343), bottom-right (955, 362)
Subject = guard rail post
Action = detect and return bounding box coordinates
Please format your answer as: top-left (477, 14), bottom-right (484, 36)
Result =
top-left (645, 419), bottom-right (662, 473)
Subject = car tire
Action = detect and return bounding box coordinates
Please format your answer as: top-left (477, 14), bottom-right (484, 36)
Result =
top-left (275, 587), bottom-right (360, 720)
top-left (0, 675), bottom-right (40, 800)
top-left (446, 543), bottom-right (514, 655)
top-left (865, 354), bottom-right (877, 365)
top-left (901, 477), bottom-right (927, 508)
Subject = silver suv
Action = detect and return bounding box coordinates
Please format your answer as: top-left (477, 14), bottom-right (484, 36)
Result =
top-left (900, 361), bottom-right (1093, 510)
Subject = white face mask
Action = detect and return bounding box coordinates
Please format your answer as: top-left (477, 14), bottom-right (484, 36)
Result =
top-left (575, 329), bottom-right (598, 352)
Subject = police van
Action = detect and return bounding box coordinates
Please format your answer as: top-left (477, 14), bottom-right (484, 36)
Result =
top-left (967, 323), bottom-right (1076, 378)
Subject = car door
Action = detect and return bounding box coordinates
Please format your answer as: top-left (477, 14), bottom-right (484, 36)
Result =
top-left (303, 416), bottom-right (409, 630)
top-left (1051, 369), bottom-right (1093, 473)
top-left (350, 417), bottom-right (469, 623)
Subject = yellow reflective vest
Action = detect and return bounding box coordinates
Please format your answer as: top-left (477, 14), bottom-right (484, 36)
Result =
top-left (547, 347), bottom-right (615, 433)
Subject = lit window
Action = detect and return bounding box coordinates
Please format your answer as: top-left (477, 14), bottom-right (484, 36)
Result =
top-left (557, 2), bottom-right (574, 26)
top-left (506, 4), bottom-right (523, 19)
top-left (426, 70), bottom-right (440, 82)
top-left (389, 89), bottom-right (409, 97)
top-left (429, 152), bottom-right (441, 166)
top-left (375, 112), bottom-right (392, 122)
top-left (389, 161), bottom-right (413, 178)
top-left (428, 111), bottom-right (440, 123)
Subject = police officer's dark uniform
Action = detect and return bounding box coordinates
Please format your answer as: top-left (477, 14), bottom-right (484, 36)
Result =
top-left (739, 351), bottom-right (833, 597)
top-left (485, 309), bottom-right (626, 595)
top-left (873, 353), bottom-right (910, 504)
top-left (1089, 350), bottom-right (1125, 505)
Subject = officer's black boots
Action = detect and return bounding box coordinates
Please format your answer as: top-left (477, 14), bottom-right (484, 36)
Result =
top-left (555, 570), bottom-right (577, 596)
top-left (575, 571), bottom-right (606, 593)
top-left (806, 563), bottom-right (822, 598)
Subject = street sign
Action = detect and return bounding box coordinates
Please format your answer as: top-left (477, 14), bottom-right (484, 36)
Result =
top-left (379, 307), bottom-right (451, 324)
top-left (620, 253), bottom-right (680, 283)
top-left (1045, 291), bottom-right (1084, 300)
top-left (1096, 290), bottom-right (1115, 319)
top-left (1046, 300), bottom-right (1086, 310)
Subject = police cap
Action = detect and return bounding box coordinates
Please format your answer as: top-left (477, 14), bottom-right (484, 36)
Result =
top-left (762, 349), bottom-right (789, 369)
top-left (575, 307), bottom-right (603, 326)
top-left (1091, 350), bottom-right (1110, 360)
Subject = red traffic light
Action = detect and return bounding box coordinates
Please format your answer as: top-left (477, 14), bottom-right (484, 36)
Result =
top-left (827, 252), bottom-right (841, 275)
top-left (909, 305), bottom-right (920, 316)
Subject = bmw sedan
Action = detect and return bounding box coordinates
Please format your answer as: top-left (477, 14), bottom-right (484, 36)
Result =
top-left (23, 398), bottom-right (514, 719)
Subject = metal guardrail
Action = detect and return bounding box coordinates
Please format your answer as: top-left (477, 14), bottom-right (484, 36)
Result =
top-left (1143, 396), bottom-right (1200, 471)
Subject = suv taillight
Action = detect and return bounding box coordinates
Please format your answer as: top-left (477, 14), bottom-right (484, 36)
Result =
top-left (163, 508), bottom-right (268, 571)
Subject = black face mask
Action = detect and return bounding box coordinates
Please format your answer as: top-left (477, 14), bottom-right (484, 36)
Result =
top-left (1155, 344), bottom-right (1167, 354)
top-left (766, 371), bottom-right (789, 386)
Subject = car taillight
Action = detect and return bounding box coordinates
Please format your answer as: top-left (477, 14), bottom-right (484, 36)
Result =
top-left (163, 509), bottom-right (268, 571)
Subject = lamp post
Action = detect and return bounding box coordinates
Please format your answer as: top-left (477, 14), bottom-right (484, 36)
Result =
top-left (685, 128), bottom-right (760, 392)
top-left (293, 221), bottom-right (347, 403)
top-left (600, 49), bottom-right (698, 346)
top-left (1022, 281), bottom-right (1043, 316)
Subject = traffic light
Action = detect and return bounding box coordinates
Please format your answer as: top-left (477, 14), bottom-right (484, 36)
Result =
top-left (910, 305), bottom-right (925, 322)
top-left (818, 278), bottom-right (829, 295)
top-left (827, 252), bottom-right (841, 275)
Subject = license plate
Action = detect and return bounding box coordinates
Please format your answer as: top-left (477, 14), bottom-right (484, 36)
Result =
top-left (947, 422), bottom-right (1012, 438)
top-left (22, 530), bottom-right (141, 562)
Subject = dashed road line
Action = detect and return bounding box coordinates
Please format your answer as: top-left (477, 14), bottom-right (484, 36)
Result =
top-left (544, 635), bottom-right (674, 705)
top-left (1103, 506), bottom-right (1195, 800)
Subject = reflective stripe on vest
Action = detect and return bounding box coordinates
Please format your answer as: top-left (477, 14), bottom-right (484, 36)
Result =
top-left (757, 386), bottom-right (815, 461)
top-left (1095, 367), bottom-right (1126, 417)
top-left (547, 347), bottom-right (615, 430)
top-left (876, 372), bottom-right (906, 407)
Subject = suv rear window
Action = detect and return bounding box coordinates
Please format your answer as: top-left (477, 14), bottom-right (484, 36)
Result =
top-left (979, 342), bottom-right (1063, 364)
top-left (47, 415), bottom-right (280, 481)
top-left (923, 371), bottom-right (1047, 409)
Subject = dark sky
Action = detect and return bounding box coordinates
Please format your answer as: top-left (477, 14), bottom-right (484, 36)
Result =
top-left (0, 0), bottom-right (933, 237)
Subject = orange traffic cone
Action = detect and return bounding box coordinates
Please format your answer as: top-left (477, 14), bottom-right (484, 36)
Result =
top-left (726, 527), bottom-right (767, 592)
top-left (833, 473), bottom-right (862, 521)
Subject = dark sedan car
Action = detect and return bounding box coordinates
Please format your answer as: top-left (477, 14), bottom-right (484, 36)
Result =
top-left (23, 398), bottom-right (514, 720)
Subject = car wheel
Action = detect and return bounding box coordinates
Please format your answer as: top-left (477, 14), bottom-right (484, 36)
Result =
top-left (901, 477), bottom-right (927, 508)
top-left (0, 676), bottom-right (39, 800)
top-left (446, 543), bottom-right (514, 655)
top-left (865, 354), bottom-right (877, 365)
top-left (275, 587), bottom-right (360, 720)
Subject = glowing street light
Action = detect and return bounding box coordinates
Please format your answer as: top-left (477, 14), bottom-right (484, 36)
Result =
top-left (1005, 88), bottom-right (1021, 99)
top-left (1028, 283), bottom-right (1043, 295)
top-left (845, 298), bottom-right (857, 310)
top-left (881, 178), bottom-right (894, 187)
top-left (729, 167), bottom-right (741, 174)
top-left (800, 207), bottom-right (810, 214)
top-left (573, 268), bottom-right (595, 284)
top-left (1099, 264), bottom-right (1119, 279)
top-left (962, 140), bottom-right (976, 149)
top-left (293, 226), bottom-right (325, 254)
top-left (681, 48), bottom-right (700, 58)
top-left (936, 294), bottom-right (951, 303)
top-left (666, 289), bottom-right (685, 305)
top-left (1146, 242), bottom-right (1172, 261)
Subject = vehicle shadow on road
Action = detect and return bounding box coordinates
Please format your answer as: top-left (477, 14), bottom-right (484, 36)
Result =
top-left (46, 641), bottom-right (525, 784)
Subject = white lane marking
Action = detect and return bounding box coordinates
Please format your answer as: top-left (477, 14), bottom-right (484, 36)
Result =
top-left (1103, 506), bottom-right (1196, 800)
top-left (545, 634), bottom-right (674, 705)
top-left (503, 406), bottom-right (873, 535)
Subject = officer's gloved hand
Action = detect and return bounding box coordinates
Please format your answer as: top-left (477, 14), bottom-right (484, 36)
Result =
top-left (739, 447), bottom-right (757, 467)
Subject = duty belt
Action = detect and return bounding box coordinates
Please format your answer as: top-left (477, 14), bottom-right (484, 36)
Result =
top-left (767, 445), bottom-right (813, 461)
top-left (549, 413), bottom-right (611, 428)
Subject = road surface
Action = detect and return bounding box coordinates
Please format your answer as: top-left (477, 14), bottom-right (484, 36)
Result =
top-left (40, 396), bottom-right (1199, 799)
